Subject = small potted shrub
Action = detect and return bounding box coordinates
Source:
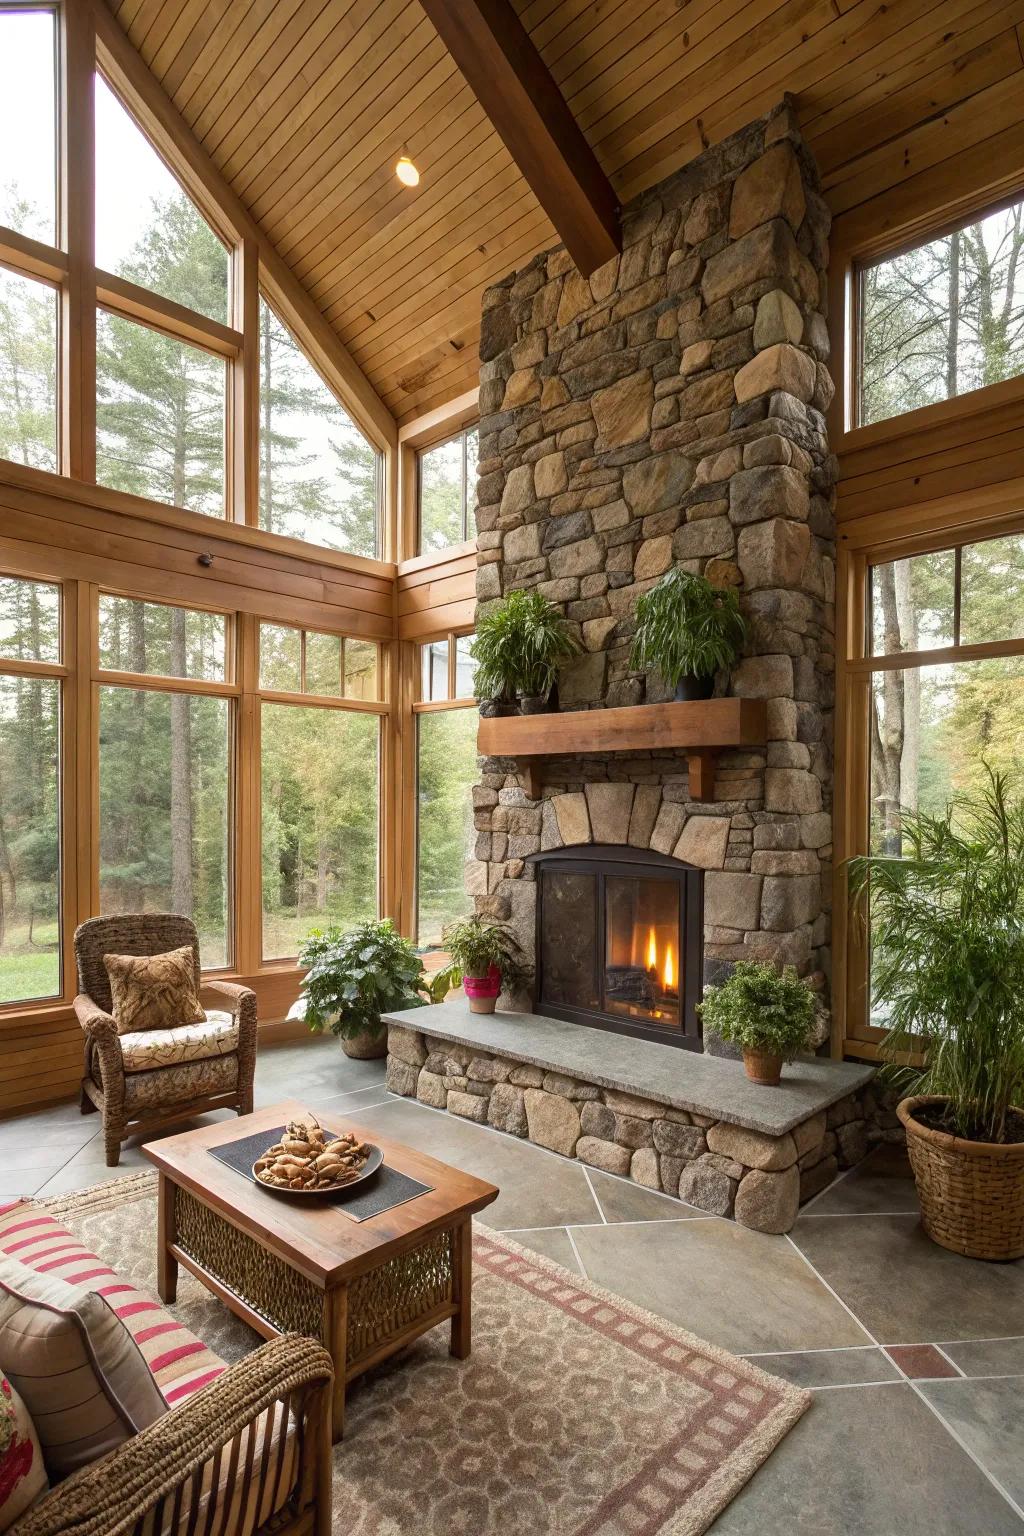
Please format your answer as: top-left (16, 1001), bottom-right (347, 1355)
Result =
top-left (631, 567), bottom-right (745, 701)
top-left (697, 960), bottom-right (819, 1085)
top-left (471, 589), bottom-right (580, 714)
top-left (435, 914), bottom-right (525, 1014)
top-left (298, 919), bottom-right (433, 1059)
top-left (849, 770), bottom-right (1024, 1261)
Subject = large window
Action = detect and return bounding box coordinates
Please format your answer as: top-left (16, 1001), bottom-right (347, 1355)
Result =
top-left (418, 426), bottom-right (478, 553)
top-left (415, 632), bottom-right (477, 948)
top-left (0, 9), bottom-right (384, 555)
top-left (258, 299), bottom-right (380, 558)
top-left (856, 531), bottom-right (1024, 1029)
top-left (258, 622), bottom-right (383, 960)
top-left (859, 197), bottom-right (1024, 427)
top-left (0, 576), bottom-right (62, 1005)
top-left (97, 598), bottom-right (232, 968)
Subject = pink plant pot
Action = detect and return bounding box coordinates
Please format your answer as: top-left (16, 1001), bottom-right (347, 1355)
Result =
top-left (463, 965), bottom-right (501, 1014)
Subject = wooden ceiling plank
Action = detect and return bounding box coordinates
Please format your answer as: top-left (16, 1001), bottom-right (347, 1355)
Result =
top-left (416, 0), bottom-right (620, 274)
top-left (206, 0), bottom-right (365, 168)
top-left (135, 0), bottom-right (192, 63)
top-left (236, 9), bottom-right (434, 210)
top-left (181, 0), bottom-right (310, 131)
top-left (814, 28), bottom-right (1023, 177)
top-left (153, 0), bottom-right (236, 101)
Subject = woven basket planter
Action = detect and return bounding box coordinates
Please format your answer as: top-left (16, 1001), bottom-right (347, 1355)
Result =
top-left (898, 1095), bottom-right (1024, 1262)
top-left (340, 1026), bottom-right (387, 1060)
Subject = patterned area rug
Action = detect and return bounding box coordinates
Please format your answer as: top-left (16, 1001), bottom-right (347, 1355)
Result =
top-left (42, 1174), bottom-right (809, 1535)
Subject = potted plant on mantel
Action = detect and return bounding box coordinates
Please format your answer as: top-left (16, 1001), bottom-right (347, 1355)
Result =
top-left (697, 960), bottom-right (820, 1085)
top-left (435, 914), bottom-right (526, 1014)
top-left (849, 769), bottom-right (1024, 1262)
top-left (472, 588), bottom-right (581, 715)
top-left (630, 567), bottom-right (746, 701)
top-left (298, 919), bottom-right (444, 1058)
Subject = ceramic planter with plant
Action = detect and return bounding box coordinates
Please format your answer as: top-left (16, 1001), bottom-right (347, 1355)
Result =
top-left (298, 919), bottom-right (439, 1058)
top-left (630, 567), bottom-right (745, 701)
top-left (849, 769), bottom-right (1024, 1261)
top-left (697, 960), bottom-right (819, 1085)
top-left (435, 914), bottom-right (526, 1014)
top-left (471, 589), bottom-right (581, 714)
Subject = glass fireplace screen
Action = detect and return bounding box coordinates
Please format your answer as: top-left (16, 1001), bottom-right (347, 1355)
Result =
top-left (533, 848), bottom-right (702, 1047)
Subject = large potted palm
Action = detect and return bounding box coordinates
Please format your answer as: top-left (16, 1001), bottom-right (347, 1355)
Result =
top-left (849, 770), bottom-right (1024, 1261)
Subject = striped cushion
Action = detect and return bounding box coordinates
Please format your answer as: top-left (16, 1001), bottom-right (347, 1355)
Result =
top-left (0, 1256), bottom-right (166, 1481)
top-left (0, 1204), bottom-right (225, 1415)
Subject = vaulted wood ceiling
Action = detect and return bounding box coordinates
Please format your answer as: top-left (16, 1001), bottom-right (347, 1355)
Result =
top-left (108, 0), bottom-right (1024, 425)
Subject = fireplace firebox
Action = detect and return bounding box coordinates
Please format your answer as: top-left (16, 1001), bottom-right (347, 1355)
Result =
top-left (528, 846), bottom-right (703, 1049)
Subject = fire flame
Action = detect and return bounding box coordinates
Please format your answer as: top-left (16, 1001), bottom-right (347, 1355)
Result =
top-left (642, 928), bottom-right (677, 992)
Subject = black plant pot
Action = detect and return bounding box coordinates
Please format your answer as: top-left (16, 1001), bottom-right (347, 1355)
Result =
top-left (518, 692), bottom-right (549, 715)
top-left (674, 674), bottom-right (716, 702)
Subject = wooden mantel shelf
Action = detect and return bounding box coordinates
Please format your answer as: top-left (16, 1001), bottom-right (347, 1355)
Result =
top-left (477, 698), bottom-right (767, 802)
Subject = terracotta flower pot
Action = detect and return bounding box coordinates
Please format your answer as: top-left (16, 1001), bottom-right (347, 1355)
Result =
top-left (340, 1026), bottom-right (387, 1060)
top-left (742, 1047), bottom-right (783, 1086)
top-left (463, 965), bottom-right (501, 1014)
top-left (898, 1095), bottom-right (1024, 1261)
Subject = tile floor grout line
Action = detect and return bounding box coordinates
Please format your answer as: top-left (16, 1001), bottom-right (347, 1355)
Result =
top-left (495, 1216), bottom-right (716, 1235)
top-left (808, 1380), bottom-right (905, 1392)
top-left (797, 1210), bottom-right (919, 1219)
top-left (579, 1162), bottom-right (608, 1224)
top-left (741, 1344), bottom-right (883, 1358)
top-left (786, 1234), bottom-right (1024, 1524)
top-left (564, 1225), bottom-right (590, 1280)
top-left (932, 1343), bottom-right (968, 1378)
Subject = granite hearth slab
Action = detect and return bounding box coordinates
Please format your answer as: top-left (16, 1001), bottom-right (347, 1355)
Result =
top-left (382, 1001), bottom-right (873, 1138)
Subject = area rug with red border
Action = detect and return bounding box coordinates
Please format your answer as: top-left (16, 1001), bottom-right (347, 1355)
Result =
top-left (40, 1174), bottom-right (810, 1535)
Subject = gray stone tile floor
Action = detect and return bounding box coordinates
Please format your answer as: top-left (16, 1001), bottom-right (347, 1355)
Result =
top-left (2, 1034), bottom-right (1021, 1532)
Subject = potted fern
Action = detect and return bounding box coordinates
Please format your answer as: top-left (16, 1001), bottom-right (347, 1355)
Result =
top-left (697, 961), bottom-right (820, 1084)
top-left (848, 769), bottom-right (1024, 1261)
top-left (631, 567), bottom-right (745, 701)
top-left (298, 919), bottom-right (434, 1058)
top-left (435, 914), bottom-right (525, 1014)
top-left (472, 589), bottom-right (581, 714)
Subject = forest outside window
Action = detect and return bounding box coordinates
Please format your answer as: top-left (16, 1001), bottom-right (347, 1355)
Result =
top-left (97, 598), bottom-right (232, 969)
top-left (258, 621), bottom-right (382, 962)
top-left (415, 632), bottom-right (477, 949)
top-left (0, 7), bottom-right (57, 246)
top-left (0, 575), bottom-right (63, 1006)
top-left (418, 425), bottom-right (478, 553)
top-left (858, 196), bottom-right (1024, 427)
top-left (258, 298), bottom-right (381, 559)
top-left (860, 531), bottom-right (1024, 1028)
top-left (0, 266), bottom-right (58, 473)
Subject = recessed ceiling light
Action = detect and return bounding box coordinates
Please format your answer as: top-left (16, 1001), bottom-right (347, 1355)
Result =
top-left (396, 153), bottom-right (419, 188)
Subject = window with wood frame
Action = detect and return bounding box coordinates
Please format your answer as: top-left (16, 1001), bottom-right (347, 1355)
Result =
top-left (858, 195), bottom-right (1024, 428)
top-left (418, 425), bottom-right (478, 554)
top-left (851, 530), bottom-right (1024, 1033)
top-left (0, 2), bottom-right (385, 555)
top-left (257, 621), bottom-right (383, 962)
top-left (415, 631), bottom-right (477, 949)
top-left (0, 575), bottom-right (62, 1005)
top-left (96, 596), bottom-right (232, 969)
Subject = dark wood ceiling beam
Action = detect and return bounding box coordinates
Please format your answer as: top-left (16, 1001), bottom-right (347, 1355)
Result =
top-left (416, 0), bottom-right (620, 275)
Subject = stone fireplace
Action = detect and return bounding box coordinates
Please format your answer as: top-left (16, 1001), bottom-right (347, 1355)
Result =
top-left (466, 96), bottom-right (836, 1024)
top-left (531, 845), bottom-right (703, 1048)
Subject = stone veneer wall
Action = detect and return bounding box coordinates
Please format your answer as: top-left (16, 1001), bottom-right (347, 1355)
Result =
top-left (387, 1025), bottom-right (902, 1233)
top-left (468, 99), bottom-right (837, 1008)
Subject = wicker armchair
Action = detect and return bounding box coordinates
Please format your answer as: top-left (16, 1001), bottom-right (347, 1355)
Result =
top-left (74, 914), bottom-right (257, 1166)
top-left (12, 1335), bottom-right (334, 1536)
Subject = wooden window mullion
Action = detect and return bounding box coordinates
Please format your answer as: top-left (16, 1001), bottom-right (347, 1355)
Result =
top-left (59, 0), bottom-right (96, 481)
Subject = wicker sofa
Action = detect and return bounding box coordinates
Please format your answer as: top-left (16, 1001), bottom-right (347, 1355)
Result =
top-left (1, 1194), bottom-right (333, 1536)
top-left (74, 915), bottom-right (258, 1167)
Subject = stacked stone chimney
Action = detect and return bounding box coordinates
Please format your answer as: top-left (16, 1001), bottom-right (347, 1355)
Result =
top-left (468, 99), bottom-right (837, 1024)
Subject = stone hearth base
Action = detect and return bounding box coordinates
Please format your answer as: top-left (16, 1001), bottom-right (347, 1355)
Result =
top-left (384, 1007), bottom-right (901, 1234)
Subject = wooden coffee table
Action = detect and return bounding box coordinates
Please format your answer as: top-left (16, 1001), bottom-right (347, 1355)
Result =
top-left (144, 1099), bottom-right (498, 1439)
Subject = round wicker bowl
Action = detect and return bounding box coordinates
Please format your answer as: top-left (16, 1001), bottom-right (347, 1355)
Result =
top-left (898, 1095), bottom-right (1024, 1262)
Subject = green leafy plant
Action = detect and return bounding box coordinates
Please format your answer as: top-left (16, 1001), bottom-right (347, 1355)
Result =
top-left (298, 919), bottom-right (433, 1041)
top-left (848, 769), bottom-right (1024, 1144)
top-left (630, 568), bottom-right (745, 688)
top-left (434, 914), bottom-right (526, 990)
top-left (471, 589), bottom-right (581, 701)
top-left (697, 961), bottom-right (819, 1058)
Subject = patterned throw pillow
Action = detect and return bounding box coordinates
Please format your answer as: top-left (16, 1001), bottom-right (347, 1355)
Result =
top-left (0, 1372), bottom-right (47, 1531)
top-left (0, 1255), bottom-right (167, 1481)
top-left (103, 944), bottom-right (207, 1034)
